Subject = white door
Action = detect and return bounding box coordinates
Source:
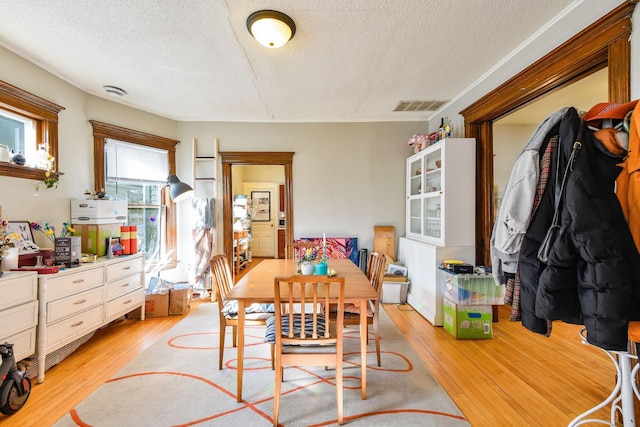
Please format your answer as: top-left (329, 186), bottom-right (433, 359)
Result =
top-left (243, 182), bottom-right (278, 257)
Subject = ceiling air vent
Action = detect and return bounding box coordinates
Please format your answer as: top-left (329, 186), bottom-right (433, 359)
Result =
top-left (393, 100), bottom-right (447, 112)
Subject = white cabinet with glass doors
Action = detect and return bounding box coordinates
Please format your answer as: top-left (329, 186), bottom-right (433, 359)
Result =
top-left (406, 138), bottom-right (475, 247)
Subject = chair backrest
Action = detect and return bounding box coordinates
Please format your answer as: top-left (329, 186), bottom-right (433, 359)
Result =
top-left (273, 275), bottom-right (345, 346)
top-left (366, 251), bottom-right (387, 296)
top-left (209, 254), bottom-right (234, 303)
top-left (285, 242), bottom-right (317, 260)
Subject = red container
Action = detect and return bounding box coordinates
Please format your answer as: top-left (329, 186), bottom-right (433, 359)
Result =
top-left (120, 226), bottom-right (131, 255)
top-left (130, 225), bottom-right (138, 254)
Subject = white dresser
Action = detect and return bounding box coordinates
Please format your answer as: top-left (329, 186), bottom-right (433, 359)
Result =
top-left (0, 271), bottom-right (38, 362)
top-left (36, 253), bottom-right (144, 383)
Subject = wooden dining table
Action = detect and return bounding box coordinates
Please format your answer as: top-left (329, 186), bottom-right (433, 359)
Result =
top-left (226, 258), bottom-right (378, 402)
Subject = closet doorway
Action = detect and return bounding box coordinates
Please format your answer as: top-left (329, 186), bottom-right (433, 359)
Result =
top-left (492, 68), bottom-right (608, 219)
top-left (219, 152), bottom-right (294, 265)
top-left (460, 3), bottom-right (634, 266)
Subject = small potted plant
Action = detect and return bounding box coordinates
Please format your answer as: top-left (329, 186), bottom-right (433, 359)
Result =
top-left (298, 247), bottom-right (316, 275)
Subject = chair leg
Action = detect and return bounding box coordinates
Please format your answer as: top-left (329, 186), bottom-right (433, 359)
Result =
top-left (271, 344), bottom-right (275, 370)
top-left (232, 325), bottom-right (237, 348)
top-left (218, 324), bottom-right (226, 370)
top-left (336, 357), bottom-right (344, 425)
top-left (374, 314), bottom-right (381, 367)
top-left (273, 361), bottom-right (282, 426)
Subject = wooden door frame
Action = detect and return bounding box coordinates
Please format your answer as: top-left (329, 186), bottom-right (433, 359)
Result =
top-left (219, 152), bottom-right (294, 265)
top-left (460, 2), bottom-right (635, 265)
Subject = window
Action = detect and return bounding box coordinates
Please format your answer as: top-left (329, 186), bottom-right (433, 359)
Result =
top-left (0, 80), bottom-right (64, 180)
top-left (105, 139), bottom-right (169, 261)
top-left (91, 120), bottom-right (180, 271)
top-left (0, 109), bottom-right (35, 160)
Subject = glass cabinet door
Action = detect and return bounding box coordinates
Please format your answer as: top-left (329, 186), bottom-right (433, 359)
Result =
top-left (405, 138), bottom-right (475, 247)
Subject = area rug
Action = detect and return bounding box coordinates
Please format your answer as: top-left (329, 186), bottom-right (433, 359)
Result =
top-left (54, 303), bottom-right (469, 427)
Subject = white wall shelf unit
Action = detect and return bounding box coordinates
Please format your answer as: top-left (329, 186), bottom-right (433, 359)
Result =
top-left (401, 138), bottom-right (476, 325)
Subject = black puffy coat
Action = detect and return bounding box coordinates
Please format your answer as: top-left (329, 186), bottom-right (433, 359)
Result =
top-left (518, 107), bottom-right (640, 351)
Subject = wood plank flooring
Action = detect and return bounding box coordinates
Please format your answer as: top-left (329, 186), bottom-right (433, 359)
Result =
top-left (0, 258), bottom-right (624, 426)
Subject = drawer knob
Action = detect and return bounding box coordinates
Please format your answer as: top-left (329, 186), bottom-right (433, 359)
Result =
top-left (123, 299), bottom-right (132, 305)
top-left (74, 299), bottom-right (87, 305)
top-left (72, 279), bottom-right (85, 284)
top-left (122, 266), bottom-right (131, 270)
top-left (71, 321), bottom-right (84, 328)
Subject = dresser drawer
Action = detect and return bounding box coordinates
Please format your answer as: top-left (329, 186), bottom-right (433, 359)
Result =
top-left (0, 272), bottom-right (37, 311)
top-left (46, 266), bottom-right (104, 300)
top-left (47, 286), bottom-right (104, 324)
top-left (0, 300), bottom-right (38, 338)
top-left (106, 256), bottom-right (143, 282)
top-left (105, 289), bottom-right (144, 321)
top-left (46, 305), bottom-right (104, 349)
top-left (1, 327), bottom-right (36, 362)
top-left (105, 275), bottom-right (143, 301)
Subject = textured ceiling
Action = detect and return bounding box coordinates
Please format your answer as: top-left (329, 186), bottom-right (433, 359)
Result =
top-left (0, 0), bottom-right (578, 122)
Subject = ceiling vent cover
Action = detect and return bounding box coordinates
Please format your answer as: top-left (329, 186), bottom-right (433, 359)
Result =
top-left (393, 100), bottom-right (446, 112)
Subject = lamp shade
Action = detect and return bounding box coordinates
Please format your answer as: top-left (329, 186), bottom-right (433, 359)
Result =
top-left (247, 10), bottom-right (296, 48)
top-left (167, 174), bottom-right (194, 202)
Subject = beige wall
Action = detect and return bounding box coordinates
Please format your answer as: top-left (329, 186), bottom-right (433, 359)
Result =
top-left (0, 46), bottom-right (178, 249)
top-left (171, 121), bottom-right (425, 280)
top-left (492, 123), bottom-right (538, 205)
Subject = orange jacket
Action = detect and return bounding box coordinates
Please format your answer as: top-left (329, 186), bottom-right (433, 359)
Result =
top-left (613, 107), bottom-right (640, 251)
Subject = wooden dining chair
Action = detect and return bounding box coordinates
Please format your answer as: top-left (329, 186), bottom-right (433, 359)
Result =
top-left (333, 251), bottom-right (386, 366)
top-left (285, 241), bottom-right (317, 260)
top-left (209, 254), bottom-right (274, 370)
top-left (265, 274), bottom-right (346, 426)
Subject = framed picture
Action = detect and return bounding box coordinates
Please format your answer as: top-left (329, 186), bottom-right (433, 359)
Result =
top-left (251, 191), bottom-right (271, 222)
top-left (7, 221), bottom-right (40, 253)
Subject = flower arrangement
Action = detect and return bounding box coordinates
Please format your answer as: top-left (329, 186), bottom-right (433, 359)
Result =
top-left (29, 221), bottom-right (74, 243)
top-left (300, 247), bottom-right (316, 263)
top-left (43, 171), bottom-right (58, 189)
top-left (1, 232), bottom-right (20, 248)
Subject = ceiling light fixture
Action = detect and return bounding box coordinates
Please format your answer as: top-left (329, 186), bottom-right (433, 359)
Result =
top-left (103, 85), bottom-right (127, 97)
top-left (246, 10), bottom-right (296, 48)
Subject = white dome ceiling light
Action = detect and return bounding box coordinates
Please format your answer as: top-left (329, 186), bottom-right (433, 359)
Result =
top-left (246, 10), bottom-right (296, 49)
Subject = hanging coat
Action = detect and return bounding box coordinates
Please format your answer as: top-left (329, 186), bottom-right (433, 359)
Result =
top-left (518, 107), bottom-right (640, 351)
top-left (490, 108), bottom-right (569, 286)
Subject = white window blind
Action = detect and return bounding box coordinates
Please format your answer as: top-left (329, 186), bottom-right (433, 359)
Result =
top-left (105, 139), bottom-right (168, 183)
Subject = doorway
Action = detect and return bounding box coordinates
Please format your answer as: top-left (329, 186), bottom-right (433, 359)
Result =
top-left (492, 68), bottom-right (609, 217)
top-left (243, 181), bottom-right (278, 257)
top-left (219, 151), bottom-right (294, 265)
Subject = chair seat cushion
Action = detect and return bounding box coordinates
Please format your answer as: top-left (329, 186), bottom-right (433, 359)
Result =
top-left (343, 302), bottom-right (373, 317)
top-left (264, 314), bottom-right (328, 344)
top-left (222, 300), bottom-right (275, 320)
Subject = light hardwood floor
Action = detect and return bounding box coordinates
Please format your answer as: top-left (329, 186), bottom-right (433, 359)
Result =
top-left (0, 261), bottom-right (625, 427)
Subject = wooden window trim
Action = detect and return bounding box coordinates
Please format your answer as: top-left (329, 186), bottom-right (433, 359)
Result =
top-left (459, 2), bottom-right (635, 265)
top-left (0, 80), bottom-right (64, 180)
top-left (90, 120), bottom-right (180, 271)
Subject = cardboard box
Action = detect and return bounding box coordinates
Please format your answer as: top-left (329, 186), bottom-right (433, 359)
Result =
top-left (169, 284), bottom-right (192, 315)
top-left (128, 293), bottom-right (169, 319)
top-left (440, 268), bottom-right (505, 305)
top-left (443, 298), bottom-right (493, 339)
top-left (72, 224), bottom-right (120, 256)
top-left (381, 281), bottom-right (409, 304)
